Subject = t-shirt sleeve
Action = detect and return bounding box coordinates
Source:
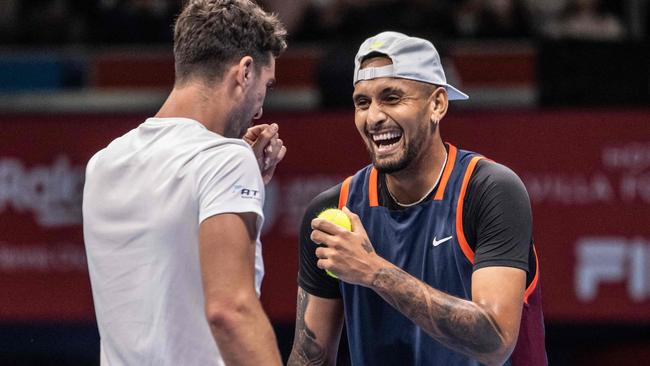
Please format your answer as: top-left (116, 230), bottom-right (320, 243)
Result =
top-left (463, 160), bottom-right (532, 273)
top-left (297, 183), bottom-right (342, 298)
top-left (195, 143), bottom-right (265, 228)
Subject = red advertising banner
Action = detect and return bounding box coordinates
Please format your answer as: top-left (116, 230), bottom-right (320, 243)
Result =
top-left (443, 109), bottom-right (650, 323)
top-left (1, 109), bottom-right (649, 324)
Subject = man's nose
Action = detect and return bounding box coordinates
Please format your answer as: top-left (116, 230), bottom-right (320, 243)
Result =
top-left (366, 101), bottom-right (386, 126)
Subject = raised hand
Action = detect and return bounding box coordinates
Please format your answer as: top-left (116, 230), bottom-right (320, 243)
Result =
top-left (243, 123), bottom-right (287, 185)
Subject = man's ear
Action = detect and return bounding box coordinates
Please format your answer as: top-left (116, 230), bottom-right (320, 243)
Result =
top-left (429, 86), bottom-right (449, 125)
top-left (235, 56), bottom-right (255, 88)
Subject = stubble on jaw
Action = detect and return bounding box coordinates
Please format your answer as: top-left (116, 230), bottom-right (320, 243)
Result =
top-left (225, 91), bottom-right (257, 138)
top-left (368, 121), bottom-right (430, 174)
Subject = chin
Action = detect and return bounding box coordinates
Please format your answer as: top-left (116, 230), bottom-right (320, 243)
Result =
top-left (374, 161), bottom-right (410, 174)
top-left (372, 154), bottom-right (410, 174)
top-left (369, 141), bottom-right (420, 174)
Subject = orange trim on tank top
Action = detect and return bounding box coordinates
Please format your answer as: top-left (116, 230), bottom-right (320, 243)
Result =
top-left (434, 144), bottom-right (458, 201)
top-left (339, 176), bottom-right (352, 209)
top-left (455, 156), bottom-right (484, 264)
top-left (368, 168), bottom-right (379, 207)
top-left (524, 245), bottom-right (540, 305)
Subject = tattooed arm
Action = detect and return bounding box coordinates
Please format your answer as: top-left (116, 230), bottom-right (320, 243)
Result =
top-left (288, 288), bottom-right (344, 365)
top-left (311, 207), bottom-right (525, 366)
top-left (370, 265), bottom-right (525, 366)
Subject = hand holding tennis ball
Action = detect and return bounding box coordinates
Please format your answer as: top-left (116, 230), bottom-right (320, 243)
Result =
top-left (317, 208), bottom-right (352, 278)
top-left (312, 206), bottom-right (384, 286)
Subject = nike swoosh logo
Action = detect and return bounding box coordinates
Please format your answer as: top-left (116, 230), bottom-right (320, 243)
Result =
top-left (432, 235), bottom-right (453, 247)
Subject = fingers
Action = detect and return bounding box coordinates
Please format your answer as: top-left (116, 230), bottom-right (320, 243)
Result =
top-left (245, 124), bottom-right (268, 137)
top-left (315, 246), bottom-right (334, 259)
top-left (316, 258), bottom-right (333, 271)
top-left (251, 123), bottom-right (278, 157)
top-left (246, 123), bottom-right (286, 184)
top-left (260, 139), bottom-right (286, 185)
top-left (243, 124), bottom-right (268, 145)
top-left (310, 226), bottom-right (335, 245)
top-left (315, 247), bottom-right (336, 273)
top-left (311, 217), bottom-right (349, 236)
top-left (263, 137), bottom-right (284, 168)
top-left (276, 145), bottom-right (287, 162)
top-left (342, 206), bottom-right (364, 234)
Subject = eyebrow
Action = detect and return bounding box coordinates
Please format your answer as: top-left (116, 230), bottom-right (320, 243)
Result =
top-left (353, 85), bottom-right (405, 100)
top-left (378, 86), bottom-right (405, 97)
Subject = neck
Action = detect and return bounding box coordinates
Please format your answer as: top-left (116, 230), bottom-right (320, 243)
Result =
top-left (385, 139), bottom-right (447, 205)
top-left (155, 81), bottom-right (230, 134)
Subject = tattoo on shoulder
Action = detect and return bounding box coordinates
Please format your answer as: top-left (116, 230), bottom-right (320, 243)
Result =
top-left (288, 289), bottom-right (330, 365)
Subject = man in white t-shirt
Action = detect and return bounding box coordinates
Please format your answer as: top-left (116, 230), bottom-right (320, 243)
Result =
top-left (82, 1), bottom-right (287, 365)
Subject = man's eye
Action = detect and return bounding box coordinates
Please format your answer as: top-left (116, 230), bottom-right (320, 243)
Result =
top-left (355, 99), bottom-right (370, 109)
top-left (385, 95), bottom-right (401, 103)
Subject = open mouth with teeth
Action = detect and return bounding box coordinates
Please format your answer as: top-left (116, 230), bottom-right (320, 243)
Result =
top-left (371, 130), bottom-right (403, 154)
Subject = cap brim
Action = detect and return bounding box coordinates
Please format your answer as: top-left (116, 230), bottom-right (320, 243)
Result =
top-left (446, 84), bottom-right (469, 101)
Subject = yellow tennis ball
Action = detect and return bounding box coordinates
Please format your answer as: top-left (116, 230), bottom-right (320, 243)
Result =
top-left (318, 208), bottom-right (352, 231)
top-left (317, 208), bottom-right (352, 278)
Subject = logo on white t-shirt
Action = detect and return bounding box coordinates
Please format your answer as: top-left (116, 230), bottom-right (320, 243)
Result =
top-left (233, 185), bottom-right (261, 201)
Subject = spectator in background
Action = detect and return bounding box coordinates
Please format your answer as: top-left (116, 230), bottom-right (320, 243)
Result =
top-left (268, 0), bottom-right (454, 43)
top-left (454, 0), bottom-right (532, 39)
top-left (261, 0), bottom-right (311, 37)
top-left (543, 0), bottom-right (626, 40)
top-left (94, 0), bottom-right (181, 43)
top-left (2, 0), bottom-right (183, 45)
top-left (0, 0), bottom-right (18, 43)
top-left (523, 0), bottom-right (568, 36)
top-left (15, 0), bottom-right (74, 44)
top-left (266, 0), bottom-right (457, 109)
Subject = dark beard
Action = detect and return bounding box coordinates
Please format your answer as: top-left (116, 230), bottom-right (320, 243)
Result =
top-left (372, 144), bottom-right (418, 174)
top-left (371, 123), bottom-right (430, 174)
top-left (224, 97), bottom-right (254, 138)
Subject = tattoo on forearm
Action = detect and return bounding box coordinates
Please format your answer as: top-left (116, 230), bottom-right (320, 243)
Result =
top-left (370, 267), bottom-right (504, 357)
top-left (362, 238), bottom-right (374, 253)
top-left (288, 289), bottom-right (330, 366)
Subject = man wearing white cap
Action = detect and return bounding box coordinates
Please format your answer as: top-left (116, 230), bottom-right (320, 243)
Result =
top-left (289, 32), bottom-right (546, 366)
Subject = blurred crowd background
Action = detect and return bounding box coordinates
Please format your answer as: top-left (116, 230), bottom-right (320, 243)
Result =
top-left (0, 0), bottom-right (641, 44)
top-left (0, 0), bottom-right (648, 109)
top-left (1, 0), bottom-right (649, 365)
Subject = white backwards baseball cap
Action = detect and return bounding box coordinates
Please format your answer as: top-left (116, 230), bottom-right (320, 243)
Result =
top-left (353, 31), bottom-right (469, 101)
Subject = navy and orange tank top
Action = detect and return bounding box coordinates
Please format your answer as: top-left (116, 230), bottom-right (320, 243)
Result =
top-left (336, 144), bottom-right (546, 366)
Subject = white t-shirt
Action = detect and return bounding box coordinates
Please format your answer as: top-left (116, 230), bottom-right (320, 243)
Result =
top-left (82, 117), bottom-right (265, 366)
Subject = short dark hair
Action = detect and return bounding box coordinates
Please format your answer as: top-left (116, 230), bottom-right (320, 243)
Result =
top-left (173, 0), bottom-right (287, 84)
